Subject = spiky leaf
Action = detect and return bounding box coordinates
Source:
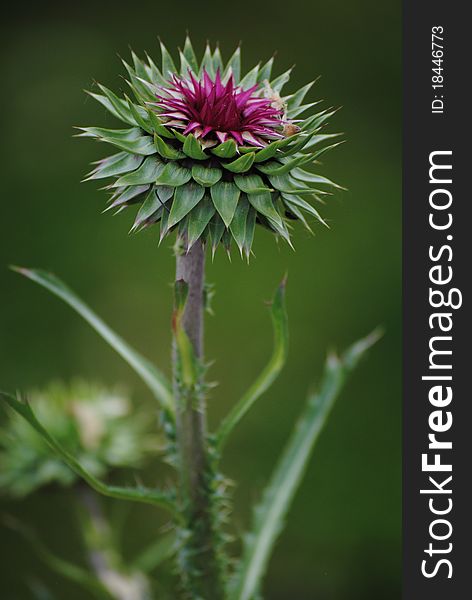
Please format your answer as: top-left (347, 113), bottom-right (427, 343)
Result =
top-left (78, 127), bottom-right (155, 155)
top-left (183, 134), bottom-right (208, 160)
top-left (224, 46), bottom-right (241, 83)
top-left (167, 181), bottom-right (205, 228)
top-left (217, 279), bottom-right (288, 447)
top-left (234, 174), bottom-right (271, 194)
top-left (183, 36), bottom-right (199, 73)
top-left (84, 152), bottom-right (143, 181)
top-left (155, 162), bottom-right (192, 187)
top-left (224, 152), bottom-right (255, 174)
top-left (211, 139), bottom-right (238, 158)
top-left (131, 188), bottom-right (164, 231)
top-left (114, 156), bottom-right (165, 186)
top-left (154, 135), bottom-right (186, 160)
top-left (210, 181), bottom-right (241, 227)
top-left (228, 331), bottom-right (381, 600)
top-left (187, 195), bottom-right (216, 249)
top-left (160, 41), bottom-right (177, 77)
top-left (229, 195), bottom-right (250, 255)
top-left (191, 164), bottom-right (222, 187)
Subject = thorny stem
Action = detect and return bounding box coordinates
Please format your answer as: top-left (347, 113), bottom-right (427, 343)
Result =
top-left (173, 238), bottom-right (225, 599)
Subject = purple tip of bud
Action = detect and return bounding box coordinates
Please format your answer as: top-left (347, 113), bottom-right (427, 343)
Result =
top-left (154, 69), bottom-right (288, 147)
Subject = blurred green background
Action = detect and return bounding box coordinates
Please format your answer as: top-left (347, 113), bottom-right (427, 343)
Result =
top-left (0, 0), bottom-right (400, 598)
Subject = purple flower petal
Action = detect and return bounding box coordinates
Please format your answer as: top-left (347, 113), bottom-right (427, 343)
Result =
top-left (153, 69), bottom-right (289, 147)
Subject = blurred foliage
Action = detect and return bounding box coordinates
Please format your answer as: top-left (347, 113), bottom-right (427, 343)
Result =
top-left (0, 381), bottom-right (160, 497)
top-left (0, 382), bottom-right (176, 600)
top-left (0, 0), bottom-right (400, 598)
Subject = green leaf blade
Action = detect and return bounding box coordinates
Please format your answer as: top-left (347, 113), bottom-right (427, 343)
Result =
top-left (229, 195), bottom-right (250, 255)
top-left (270, 67), bottom-right (293, 93)
top-left (191, 164), bottom-right (222, 187)
top-left (200, 43), bottom-right (215, 78)
top-left (131, 188), bottom-right (164, 231)
top-left (183, 36), bottom-right (199, 73)
top-left (224, 46), bottom-right (241, 83)
top-left (84, 152), bottom-right (143, 181)
top-left (228, 331), bottom-right (381, 600)
top-left (160, 41), bottom-right (177, 77)
top-left (94, 84), bottom-right (136, 126)
top-left (11, 268), bottom-right (174, 413)
top-left (247, 191), bottom-right (281, 226)
top-left (210, 181), bottom-right (241, 227)
top-left (291, 167), bottom-right (345, 190)
top-left (281, 193), bottom-right (328, 227)
top-left (217, 279), bottom-right (289, 448)
top-left (167, 181), bottom-right (205, 228)
top-left (223, 152), bottom-right (255, 174)
top-left (211, 139), bottom-right (238, 159)
top-left (208, 214), bottom-right (226, 257)
top-left (243, 208), bottom-right (257, 260)
top-left (287, 80), bottom-right (316, 110)
top-left (256, 156), bottom-right (307, 176)
top-left (78, 126), bottom-right (155, 156)
top-left (155, 162), bottom-right (192, 187)
top-left (154, 134), bottom-right (186, 160)
top-left (114, 156), bottom-right (165, 186)
top-left (239, 64), bottom-right (260, 88)
top-left (183, 134), bottom-right (208, 160)
top-left (257, 57), bottom-right (274, 83)
top-left (186, 195), bottom-right (216, 248)
top-left (234, 174), bottom-right (271, 194)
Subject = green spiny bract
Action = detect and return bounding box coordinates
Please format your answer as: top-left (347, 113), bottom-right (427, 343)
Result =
top-left (80, 37), bottom-right (342, 259)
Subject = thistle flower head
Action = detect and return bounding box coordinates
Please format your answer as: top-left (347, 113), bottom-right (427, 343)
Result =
top-left (80, 38), bottom-right (342, 258)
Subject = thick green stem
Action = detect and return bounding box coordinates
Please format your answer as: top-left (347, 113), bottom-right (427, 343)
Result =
top-left (173, 239), bottom-right (225, 599)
